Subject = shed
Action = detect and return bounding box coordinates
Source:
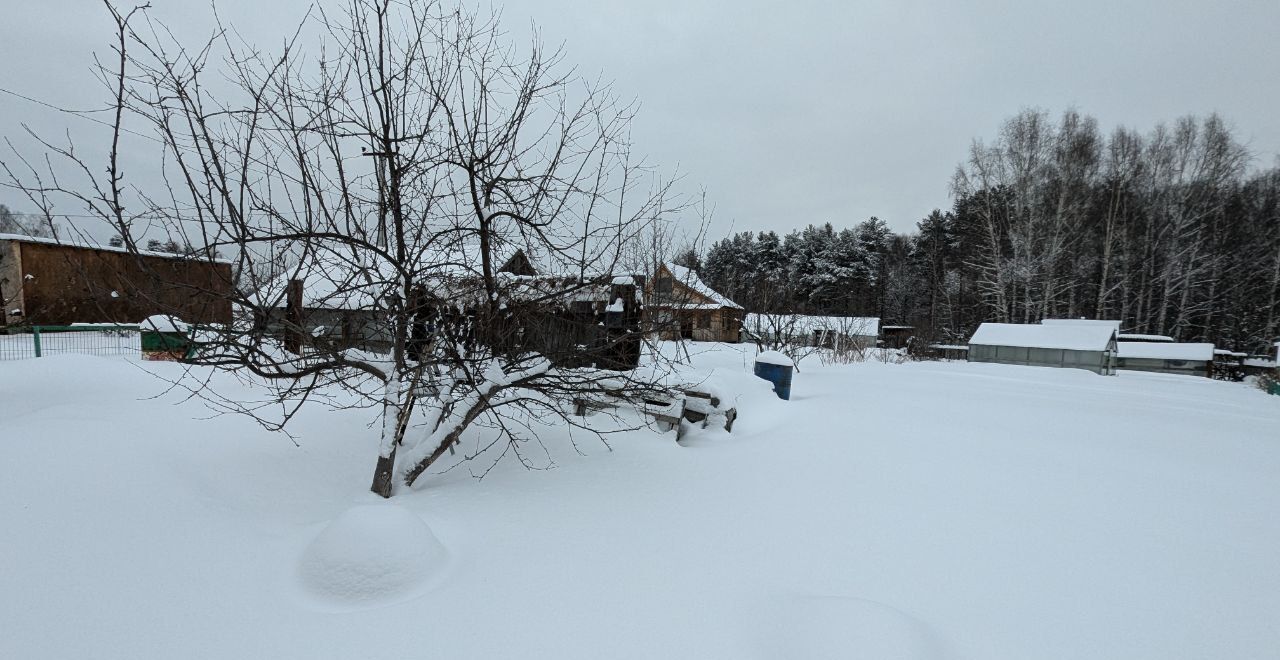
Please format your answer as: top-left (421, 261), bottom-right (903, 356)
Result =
top-left (880, 325), bottom-right (914, 349)
top-left (968, 322), bottom-right (1118, 375)
top-left (647, 263), bottom-right (743, 343)
top-left (928, 344), bottom-right (969, 360)
top-left (0, 233), bottom-right (232, 327)
top-left (1116, 342), bottom-right (1215, 378)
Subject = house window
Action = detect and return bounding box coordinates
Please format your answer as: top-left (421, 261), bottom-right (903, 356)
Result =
top-left (699, 312), bottom-right (711, 329)
top-left (656, 276), bottom-right (673, 294)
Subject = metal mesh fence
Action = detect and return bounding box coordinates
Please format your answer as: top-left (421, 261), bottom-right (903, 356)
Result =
top-left (0, 326), bottom-right (142, 361)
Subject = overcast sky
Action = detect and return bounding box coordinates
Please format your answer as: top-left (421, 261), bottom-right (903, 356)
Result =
top-left (3, 0), bottom-right (1278, 240)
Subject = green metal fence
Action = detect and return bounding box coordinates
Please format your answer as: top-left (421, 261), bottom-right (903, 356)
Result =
top-left (0, 325), bottom-right (143, 361)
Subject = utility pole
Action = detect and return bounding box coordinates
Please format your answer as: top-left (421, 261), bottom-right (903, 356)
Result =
top-left (362, 146), bottom-right (396, 249)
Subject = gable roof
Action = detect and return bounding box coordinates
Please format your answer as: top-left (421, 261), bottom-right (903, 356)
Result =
top-left (1117, 333), bottom-right (1174, 343)
top-left (970, 322), bottom-right (1116, 351)
top-left (657, 263), bottom-right (741, 309)
top-left (1040, 318), bottom-right (1123, 331)
top-left (1117, 342), bottom-right (1215, 361)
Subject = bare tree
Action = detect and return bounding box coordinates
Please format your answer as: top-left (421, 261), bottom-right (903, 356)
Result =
top-left (7, 0), bottom-right (688, 497)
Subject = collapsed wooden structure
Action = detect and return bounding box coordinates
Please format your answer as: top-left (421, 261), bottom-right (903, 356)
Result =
top-left (265, 248), bottom-right (647, 370)
top-left (573, 383), bottom-right (737, 441)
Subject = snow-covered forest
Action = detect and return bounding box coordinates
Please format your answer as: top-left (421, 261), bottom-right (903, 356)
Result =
top-left (701, 110), bottom-right (1280, 353)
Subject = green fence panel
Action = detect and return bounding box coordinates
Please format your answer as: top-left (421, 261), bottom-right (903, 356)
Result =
top-left (0, 325), bottom-right (142, 361)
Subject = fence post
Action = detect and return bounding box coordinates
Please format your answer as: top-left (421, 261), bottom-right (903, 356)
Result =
top-left (33, 326), bottom-right (42, 358)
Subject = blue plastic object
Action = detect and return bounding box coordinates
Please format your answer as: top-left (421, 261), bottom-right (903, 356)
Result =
top-left (753, 360), bottom-right (794, 400)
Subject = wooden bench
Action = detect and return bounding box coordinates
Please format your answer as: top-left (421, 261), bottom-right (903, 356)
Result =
top-left (573, 386), bottom-right (737, 441)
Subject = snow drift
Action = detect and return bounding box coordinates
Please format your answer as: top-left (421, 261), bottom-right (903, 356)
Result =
top-left (297, 504), bottom-right (447, 608)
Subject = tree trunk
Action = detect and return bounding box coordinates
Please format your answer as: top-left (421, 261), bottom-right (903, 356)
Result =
top-left (370, 447), bottom-right (398, 498)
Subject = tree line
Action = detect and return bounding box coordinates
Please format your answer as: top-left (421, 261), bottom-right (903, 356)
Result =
top-left (700, 109), bottom-right (1280, 353)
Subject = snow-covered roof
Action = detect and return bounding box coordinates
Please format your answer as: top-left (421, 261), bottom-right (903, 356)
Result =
top-left (255, 249), bottom-right (398, 310)
top-left (1213, 349), bottom-right (1247, 357)
top-left (0, 232), bottom-right (231, 265)
top-left (969, 323), bottom-right (1116, 351)
top-left (1117, 333), bottom-right (1174, 343)
top-left (1041, 318), bottom-right (1122, 331)
top-left (754, 350), bottom-right (794, 366)
top-left (661, 263), bottom-right (741, 309)
top-left (1117, 342), bottom-right (1215, 361)
top-left (744, 313), bottom-right (879, 337)
top-left (257, 237), bottom-right (545, 310)
top-left (138, 314), bottom-right (190, 333)
top-left (654, 302), bottom-right (733, 311)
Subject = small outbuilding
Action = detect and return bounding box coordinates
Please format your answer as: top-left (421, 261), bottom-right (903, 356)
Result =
top-left (968, 322), bottom-right (1118, 375)
top-left (1116, 341), bottom-right (1215, 378)
top-left (1242, 354), bottom-right (1278, 378)
top-left (879, 325), bottom-right (914, 349)
top-left (928, 344), bottom-right (969, 361)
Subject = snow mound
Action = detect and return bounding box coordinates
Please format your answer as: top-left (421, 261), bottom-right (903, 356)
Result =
top-left (297, 504), bottom-right (446, 607)
top-left (754, 350), bottom-right (794, 367)
top-left (757, 593), bottom-right (940, 659)
top-left (138, 314), bottom-right (189, 332)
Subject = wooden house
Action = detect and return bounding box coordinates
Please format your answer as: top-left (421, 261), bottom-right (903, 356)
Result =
top-left (646, 263), bottom-right (743, 343)
top-left (0, 233), bottom-right (232, 328)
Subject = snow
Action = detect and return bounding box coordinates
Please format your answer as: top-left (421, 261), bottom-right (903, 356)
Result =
top-left (970, 322), bottom-right (1116, 351)
top-left (1244, 358), bottom-right (1276, 368)
top-left (1041, 318), bottom-right (1123, 330)
top-left (605, 297), bottom-right (625, 313)
top-left (3, 346), bottom-right (1280, 658)
top-left (137, 314), bottom-right (190, 333)
top-left (1118, 333), bottom-right (1175, 342)
top-left (661, 262), bottom-right (742, 309)
top-left (753, 349), bottom-right (794, 366)
top-left (745, 313), bottom-right (880, 338)
top-left (0, 232), bottom-right (231, 264)
top-left (1118, 341), bottom-right (1215, 361)
top-left (297, 504), bottom-right (447, 608)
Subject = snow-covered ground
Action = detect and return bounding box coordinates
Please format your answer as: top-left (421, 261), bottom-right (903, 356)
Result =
top-left (2, 344), bottom-right (1278, 659)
